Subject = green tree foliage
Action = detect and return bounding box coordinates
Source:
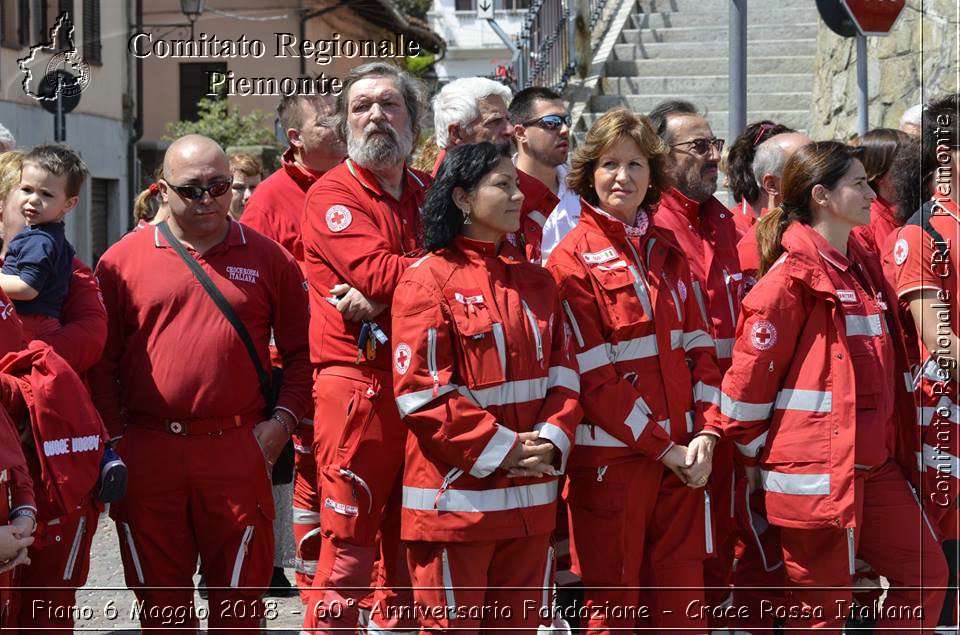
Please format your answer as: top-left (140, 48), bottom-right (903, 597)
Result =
top-left (163, 98), bottom-right (281, 151)
top-left (394, 0), bottom-right (431, 21)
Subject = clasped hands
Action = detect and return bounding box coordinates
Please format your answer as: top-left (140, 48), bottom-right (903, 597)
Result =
top-left (500, 432), bottom-right (558, 478)
top-left (661, 434), bottom-right (717, 489)
top-left (0, 515), bottom-right (34, 573)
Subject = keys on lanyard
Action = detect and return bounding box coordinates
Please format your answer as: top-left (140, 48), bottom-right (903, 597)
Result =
top-left (356, 322), bottom-right (388, 363)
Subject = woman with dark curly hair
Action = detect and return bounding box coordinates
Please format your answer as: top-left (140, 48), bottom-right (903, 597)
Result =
top-left (724, 120), bottom-right (794, 235)
top-left (390, 141), bottom-right (581, 633)
top-left (545, 108), bottom-right (723, 634)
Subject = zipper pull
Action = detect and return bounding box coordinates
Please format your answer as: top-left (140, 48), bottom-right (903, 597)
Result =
top-left (596, 465), bottom-right (608, 482)
top-left (432, 371), bottom-right (440, 398)
top-left (356, 323), bottom-right (371, 364)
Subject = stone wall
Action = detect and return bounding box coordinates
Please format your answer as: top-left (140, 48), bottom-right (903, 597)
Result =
top-left (810, 0), bottom-right (958, 140)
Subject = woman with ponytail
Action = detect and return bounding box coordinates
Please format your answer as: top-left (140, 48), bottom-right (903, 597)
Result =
top-left (705, 141), bottom-right (947, 633)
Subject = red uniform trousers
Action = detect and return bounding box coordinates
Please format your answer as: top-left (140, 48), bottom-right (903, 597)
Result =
top-left (11, 500), bottom-right (100, 633)
top-left (567, 459), bottom-right (708, 635)
top-left (778, 461), bottom-right (946, 634)
top-left (111, 420), bottom-right (275, 633)
top-left (293, 413), bottom-right (322, 604)
top-left (304, 366), bottom-right (416, 633)
top-left (703, 439), bottom-right (737, 628)
top-left (0, 477), bottom-right (10, 628)
top-left (405, 533), bottom-right (553, 634)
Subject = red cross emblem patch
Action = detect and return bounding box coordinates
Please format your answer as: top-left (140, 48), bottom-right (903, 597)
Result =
top-left (394, 343), bottom-right (412, 375)
top-left (894, 238), bottom-right (909, 266)
top-left (326, 205), bottom-right (352, 232)
top-left (751, 319), bottom-right (778, 351)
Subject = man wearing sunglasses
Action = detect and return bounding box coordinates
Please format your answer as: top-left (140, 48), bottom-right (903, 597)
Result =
top-left (648, 99), bottom-right (746, 631)
top-left (430, 77), bottom-right (513, 176)
top-left (509, 87), bottom-right (581, 264)
top-left (89, 134), bottom-right (313, 632)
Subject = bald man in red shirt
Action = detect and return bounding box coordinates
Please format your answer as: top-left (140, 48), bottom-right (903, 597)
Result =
top-left (89, 134), bottom-right (311, 633)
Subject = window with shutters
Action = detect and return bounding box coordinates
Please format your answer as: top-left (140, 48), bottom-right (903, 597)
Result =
top-left (81, 0), bottom-right (99, 64)
top-left (89, 178), bottom-right (112, 265)
top-left (180, 62), bottom-right (227, 122)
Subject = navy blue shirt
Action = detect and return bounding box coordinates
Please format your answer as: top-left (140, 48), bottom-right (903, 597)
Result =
top-left (1, 222), bottom-right (75, 318)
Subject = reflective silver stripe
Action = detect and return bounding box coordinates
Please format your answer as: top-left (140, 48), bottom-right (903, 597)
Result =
top-left (686, 410), bottom-right (694, 434)
top-left (298, 559), bottom-right (318, 576)
top-left (230, 525), bottom-right (255, 587)
top-left (577, 344), bottom-right (611, 373)
top-left (297, 526), bottom-right (323, 564)
top-left (628, 265), bottom-right (653, 318)
top-left (715, 337), bottom-right (735, 359)
top-left (668, 282), bottom-right (683, 322)
top-left (735, 431), bottom-right (767, 457)
top-left (845, 314), bottom-right (884, 337)
top-left (659, 417), bottom-right (671, 437)
top-left (903, 371), bottom-right (916, 393)
top-left (775, 388), bottom-right (832, 413)
top-left (907, 481), bottom-right (940, 542)
top-left (694, 381), bottom-right (721, 406)
top-left (122, 522), bottom-right (145, 585)
top-left (63, 515), bottom-right (87, 581)
top-left (293, 507), bottom-right (321, 525)
top-left (470, 425), bottom-right (517, 478)
top-left (919, 397), bottom-right (960, 426)
top-left (561, 300), bottom-right (585, 348)
top-left (682, 329), bottom-right (714, 352)
top-left (396, 383), bottom-right (460, 417)
top-left (575, 424), bottom-right (627, 447)
top-left (743, 483), bottom-right (783, 572)
top-left (721, 392), bottom-right (774, 421)
top-left (691, 280), bottom-right (710, 326)
top-left (704, 491), bottom-right (714, 554)
top-left (403, 480), bottom-right (557, 512)
top-left (847, 528), bottom-right (856, 575)
top-left (409, 254), bottom-right (431, 268)
top-left (922, 443), bottom-right (960, 478)
top-left (670, 329), bottom-right (682, 350)
top-left (760, 470), bottom-right (830, 495)
top-left (428, 327), bottom-right (439, 386)
top-left (534, 422), bottom-right (571, 472)
top-left (441, 547), bottom-right (457, 617)
top-left (521, 300), bottom-right (543, 363)
top-left (541, 545), bottom-right (554, 609)
top-left (528, 210), bottom-right (547, 228)
top-left (492, 322), bottom-right (507, 373)
top-left (624, 396), bottom-right (653, 440)
top-left (611, 334), bottom-right (659, 362)
top-left (459, 367), bottom-right (579, 409)
top-left (921, 357), bottom-right (943, 382)
top-left (546, 366), bottom-right (579, 393)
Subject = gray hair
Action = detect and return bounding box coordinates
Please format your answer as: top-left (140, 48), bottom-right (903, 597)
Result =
top-left (332, 62), bottom-right (424, 149)
top-left (433, 78), bottom-right (512, 149)
top-left (752, 136), bottom-right (789, 188)
top-left (0, 124), bottom-right (14, 152)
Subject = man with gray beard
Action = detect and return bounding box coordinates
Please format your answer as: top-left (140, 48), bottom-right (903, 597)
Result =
top-left (300, 62), bottom-right (430, 634)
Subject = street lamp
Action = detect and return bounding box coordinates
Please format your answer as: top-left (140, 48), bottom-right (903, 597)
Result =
top-left (180, 0), bottom-right (206, 38)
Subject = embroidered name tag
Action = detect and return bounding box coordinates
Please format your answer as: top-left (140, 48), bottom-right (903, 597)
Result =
top-left (837, 290), bottom-right (857, 304)
top-left (324, 497), bottom-right (359, 517)
top-left (453, 292), bottom-right (484, 305)
top-left (583, 248), bottom-right (618, 264)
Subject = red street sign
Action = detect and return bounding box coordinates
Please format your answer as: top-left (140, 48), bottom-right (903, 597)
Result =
top-left (841, 0), bottom-right (907, 35)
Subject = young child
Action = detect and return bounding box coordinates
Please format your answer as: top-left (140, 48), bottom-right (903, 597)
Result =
top-left (0, 144), bottom-right (83, 341)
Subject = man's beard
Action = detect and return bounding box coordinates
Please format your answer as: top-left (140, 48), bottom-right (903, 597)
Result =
top-left (676, 162), bottom-right (718, 202)
top-left (347, 121), bottom-right (414, 171)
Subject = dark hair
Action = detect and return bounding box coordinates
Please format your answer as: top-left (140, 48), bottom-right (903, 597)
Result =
top-left (508, 87), bottom-right (563, 125)
top-left (756, 141), bottom-right (862, 276)
top-left (277, 92), bottom-right (335, 136)
top-left (23, 143), bottom-right (88, 197)
top-left (857, 128), bottom-right (909, 191)
top-left (894, 94), bottom-right (959, 222)
top-left (420, 142), bottom-right (513, 252)
top-left (726, 120), bottom-right (794, 204)
top-left (647, 99), bottom-right (699, 142)
top-left (331, 62), bottom-right (424, 146)
top-left (567, 108), bottom-right (674, 213)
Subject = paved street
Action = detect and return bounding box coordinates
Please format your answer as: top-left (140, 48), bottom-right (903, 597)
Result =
top-left (74, 513), bottom-right (305, 633)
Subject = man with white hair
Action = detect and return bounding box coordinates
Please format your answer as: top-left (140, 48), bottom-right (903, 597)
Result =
top-left (900, 104), bottom-right (922, 137)
top-left (300, 61), bottom-right (428, 634)
top-left (0, 125), bottom-right (14, 152)
top-left (430, 76), bottom-right (513, 175)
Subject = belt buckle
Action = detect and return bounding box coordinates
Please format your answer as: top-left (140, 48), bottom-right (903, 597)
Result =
top-left (167, 420), bottom-right (184, 435)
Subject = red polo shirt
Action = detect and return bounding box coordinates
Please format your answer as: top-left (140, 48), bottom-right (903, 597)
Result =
top-left (241, 148), bottom-right (326, 264)
top-left (302, 158), bottom-right (431, 371)
top-left (89, 219), bottom-right (312, 437)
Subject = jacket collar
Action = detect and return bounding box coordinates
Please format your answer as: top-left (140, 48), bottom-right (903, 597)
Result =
top-left (661, 187), bottom-right (708, 225)
top-left (453, 234), bottom-right (522, 262)
top-left (578, 198), bottom-right (650, 237)
top-left (281, 148), bottom-right (326, 189)
top-left (345, 158), bottom-right (426, 202)
top-left (779, 222), bottom-right (851, 296)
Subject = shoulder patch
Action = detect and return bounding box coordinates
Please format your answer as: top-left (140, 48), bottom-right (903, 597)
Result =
top-left (326, 205), bottom-right (352, 232)
top-left (582, 247), bottom-right (618, 265)
top-left (394, 343), bottom-right (412, 375)
top-left (750, 319), bottom-right (778, 351)
top-left (893, 238), bottom-right (909, 266)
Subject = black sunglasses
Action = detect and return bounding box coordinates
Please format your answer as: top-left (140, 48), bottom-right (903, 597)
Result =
top-left (521, 114), bottom-right (572, 130)
top-left (671, 137), bottom-right (725, 155)
top-left (167, 180), bottom-right (232, 201)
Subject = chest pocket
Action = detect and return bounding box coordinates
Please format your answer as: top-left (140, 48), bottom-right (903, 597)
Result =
top-left (588, 263), bottom-right (651, 331)
top-left (845, 310), bottom-right (886, 411)
top-left (445, 289), bottom-right (506, 389)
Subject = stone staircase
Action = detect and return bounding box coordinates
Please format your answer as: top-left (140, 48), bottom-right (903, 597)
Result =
top-left (573, 0), bottom-right (818, 145)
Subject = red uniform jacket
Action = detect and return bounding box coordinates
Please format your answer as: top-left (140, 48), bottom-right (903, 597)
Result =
top-left (733, 199), bottom-right (758, 238)
top-left (706, 223), bottom-right (919, 530)
top-left (89, 220), bottom-right (312, 436)
top-left (654, 189), bottom-right (744, 368)
top-left (241, 148), bottom-right (325, 265)
top-left (510, 169), bottom-right (560, 265)
top-left (38, 259), bottom-right (107, 374)
top-left (302, 159), bottom-right (430, 371)
top-left (547, 201), bottom-right (722, 467)
top-left (391, 237), bottom-right (581, 542)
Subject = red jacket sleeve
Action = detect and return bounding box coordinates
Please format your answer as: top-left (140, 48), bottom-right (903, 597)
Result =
top-left (302, 179), bottom-right (417, 304)
top-left (548, 261), bottom-right (673, 459)
top-left (269, 251), bottom-right (312, 422)
top-left (87, 256), bottom-right (125, 438)
top-left (392, 276), bottom-right (519, 478)
top-left (9, 463), bottom-right (35, 513)
top-left (38, 259), bottom-right (107, 374)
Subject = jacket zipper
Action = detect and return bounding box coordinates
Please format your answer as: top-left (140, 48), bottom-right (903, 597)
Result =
top-left (704, 491), bottom-right (714, 554)
top-left (340, 468), bottom-right (374, 513)
top-left (596, 465), bottom-right (608, 482)
top-left (908, 484), bottom-right (939, 541)
top-left (624, 240), bottom-right (654, 319)
top-left (846, 527), bottom-right (856, 575)
top-left (427, 327), bottom-right (439, 397)
top-left (434, 467), bottom-right (464, 509)
top-left (521, 300), bottom-right (544, 366)
top-left (722, 268), bottom-right (739, 326)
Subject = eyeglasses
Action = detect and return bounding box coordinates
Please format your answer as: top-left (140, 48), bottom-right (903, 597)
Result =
top-left (167, 180), bottom-right (232, 201)
top-left (521, 114), bottom-right (572, 131)
top-left (671, 137), bottom-right (725, 155)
